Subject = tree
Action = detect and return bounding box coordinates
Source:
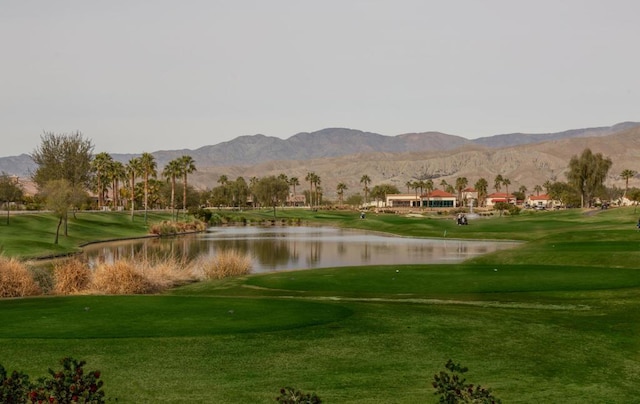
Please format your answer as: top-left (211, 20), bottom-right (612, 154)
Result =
top-left (31, 131), bottom-right (93, 233)
top-left (533, 184), bottom-right (543, 196)
top-left (439, 179), bottom-right (448, 191)
top-left (43, 179), bottom-right (73, 244)
top-left (254, 176), bottom-right (290, 218)
top-left (289, 177), bottom-right (300, 196)
top-left (566, 148), bottom-right (612, 208)
top-left (455, 177), bottom-right (468, 206)
top-left (91, 152), bottom-right (113, 209)
top-left (493, 174), bottom-right (503, 193)
top-left (336, 182), bottom-right (348, 207)
top-left (31, 131), bottom-right (94, 191)
top-left (424, 179), bottom-right (434, 209)
top-left (548, 181), bottom-right (581, 208)
top-left (0, 174), bottom-right (24, 225)
top-left (620, 169), bottom-right (637, 197)
top-left (474, 178), bottom-right (488, 207)
top-left (126, 157), bottom-right (143, 221)
top-left (360, 175), bottom-right (371, 206)
top-left (163, 159), bottom-right (182, 219)
top-left (139, 153), bottom-right (157, 223)
top-left (502, 177), bottom-right (511, 195)
top-left (305, 172), bottom-right (316, 208)
top-left (370, 184), bottom-right (400, 205)
top-left (179, 155), bottom-right (197, 217)
top-left (108, 161), bottom-right (126, 210)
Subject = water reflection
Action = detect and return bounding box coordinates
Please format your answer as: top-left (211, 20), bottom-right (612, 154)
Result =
top-left (82, 226), bottom-right (520, 273)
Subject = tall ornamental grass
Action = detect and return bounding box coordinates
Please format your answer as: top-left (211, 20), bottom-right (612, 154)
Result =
top-left (0, 257), bottom-right (40, 297)
top-left (53, 258), bottom-right (91, 295)
top-left (192, 250), bottom-right (252, 280)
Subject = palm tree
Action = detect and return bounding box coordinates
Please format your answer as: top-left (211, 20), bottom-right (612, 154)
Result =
top-left (126, 157), bottom-right (143, 221)
top-left (533, 184), bottom-right (543, 196)
top-left (139, 152), bottom-right (157, 223)
top-left (405, 180), bottom-right (413, 194)
top-left (305, 172), bottom-right (316, 208)
top-left (109, 161), bottom-right (126, 210)
top-left (336, 182), bottom-right (348, 207)
top-left (494, 174), bottom-right (503, 193)
top-left (620, 169), bottom-right (637, 196)
top-left (360, 175), bottom-right (371, 206)
top-left (424, 179), bottom-right (434, 209)
top-left (289, 177), bottom-right (300, 196)
top-left (502, 177), bottom-right (511, 196)
top-left (439, 179), bottom-right (448, 191)
top-left (313, 174), bottom-right (321, 208)
top-left (179, 155), bottom-right (197, 217)
top-left (543, 180), bottom-right (552, 194)
top-left (455, 177), bottom-right (468, 207)
top-left (163, 159), bottom-right (182, 220)
top-left (412, 181), bottom-right (420, 208)
top-left (474, 178), bottom-right (488, 207)
top-left (91, 152), bottom-right (113, 209)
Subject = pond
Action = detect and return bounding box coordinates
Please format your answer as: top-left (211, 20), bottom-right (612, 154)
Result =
top-left (82, 226), bottom-right (521, 273)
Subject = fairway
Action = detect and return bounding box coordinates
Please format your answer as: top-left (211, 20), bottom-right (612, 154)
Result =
top-left (1, 208), bottom-right (640, 402)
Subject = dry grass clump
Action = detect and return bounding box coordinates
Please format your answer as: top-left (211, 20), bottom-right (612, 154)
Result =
top-left (137, 256), bottom-right (196, 289)
top-left (53, 258), bottom-right (91, 295)
top-left (192, 250), bottom-right (252, 280)
top-left (149, 220), bottom-right (207, 236)
top-left (91, 260), bottom-right (157, 295)
top-left (0, 256), bottom-right (41, 297)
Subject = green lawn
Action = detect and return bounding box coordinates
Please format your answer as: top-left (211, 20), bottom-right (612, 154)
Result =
top-left (1, 207), bottom-right (640, 402)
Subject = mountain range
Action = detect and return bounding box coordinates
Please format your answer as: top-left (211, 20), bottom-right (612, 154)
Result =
top-left (2, 122), bottom-right (639, 198)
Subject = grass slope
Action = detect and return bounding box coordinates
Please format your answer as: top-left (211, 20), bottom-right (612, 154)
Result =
top-left (1, 208), bottom-right (640, 402)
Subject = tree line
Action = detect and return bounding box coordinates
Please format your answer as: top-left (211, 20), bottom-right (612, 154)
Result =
top-left (1, 132), bottom-right (637, 242)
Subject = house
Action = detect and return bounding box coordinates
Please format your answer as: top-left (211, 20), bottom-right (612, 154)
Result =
top-left (386, 193), bottom-right (422, 208)
top-left (485, 192), bottom-right (516, 207)
top-left (525, 194), bottom-right (562, 209)
top-left (385, 190), bottom-right (457, 209)
top-left (423, 189), bottom-right (457, 208)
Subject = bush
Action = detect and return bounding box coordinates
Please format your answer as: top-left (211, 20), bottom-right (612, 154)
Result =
top-left (29, 357), bottom-right (105, 404)
top-left (192, 250), bottom-right (252, 280)
top-left (275, 387), bottom-right (322, 404)
top-left (149, 219), bottom-right (207, 236)
top-left (1, 358), bottom-right (106, 404)
top-left (53, 259), bottom-right (91, 295)
top-left (92, 260), bottom-right (156, 294)
top-left (432, 360), bottom-right (501, 403)
top-left (0, 257), bottom-right (41, 298)
top-left (0, 364), bottom-right (31, 404)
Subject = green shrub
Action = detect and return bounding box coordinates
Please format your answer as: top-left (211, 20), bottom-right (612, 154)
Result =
top-left (29, 357), bottom-right (105, 404)
top-left (0, 364), bottom-right (31, 404)
top-left (275, 387), bottom-right (322, 403)
top-left (432, 360), bottom-right (501, 403)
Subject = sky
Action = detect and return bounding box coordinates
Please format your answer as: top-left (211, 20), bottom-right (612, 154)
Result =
top-left (2, 1), bottom-right (639, 157)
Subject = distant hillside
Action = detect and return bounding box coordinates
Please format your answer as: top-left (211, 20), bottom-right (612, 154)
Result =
top-left (473, 121), bottom-right (640, 148)
top-left (2, 123), bottom-right (639, 198)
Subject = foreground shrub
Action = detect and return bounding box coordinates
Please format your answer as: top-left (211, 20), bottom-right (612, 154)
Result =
top-left (193, 250), bottom-right (252, 280)
top-left (275, 387), bottom-right (322, 404)
top-left (0, 257), bottom-right (40, 298)
top-left (432, 360), bottom-right (501, 403)
top-left (92, 260), bottom-right (156, 294)
top-left (1, 364), bottom-right (31, 404)
top-left (29, 357), bottom-right (105, 404)
top-left (53, 259), bottom-right (91, 295)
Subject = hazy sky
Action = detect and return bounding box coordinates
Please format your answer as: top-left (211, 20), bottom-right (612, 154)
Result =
top-left (2, 1), bottom-right (639, 157)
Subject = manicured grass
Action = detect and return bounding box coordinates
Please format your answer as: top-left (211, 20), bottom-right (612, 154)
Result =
top-left (0, 211), bottom-right (176, 258)
top-left (1, 207), bottom-right (640, 402)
